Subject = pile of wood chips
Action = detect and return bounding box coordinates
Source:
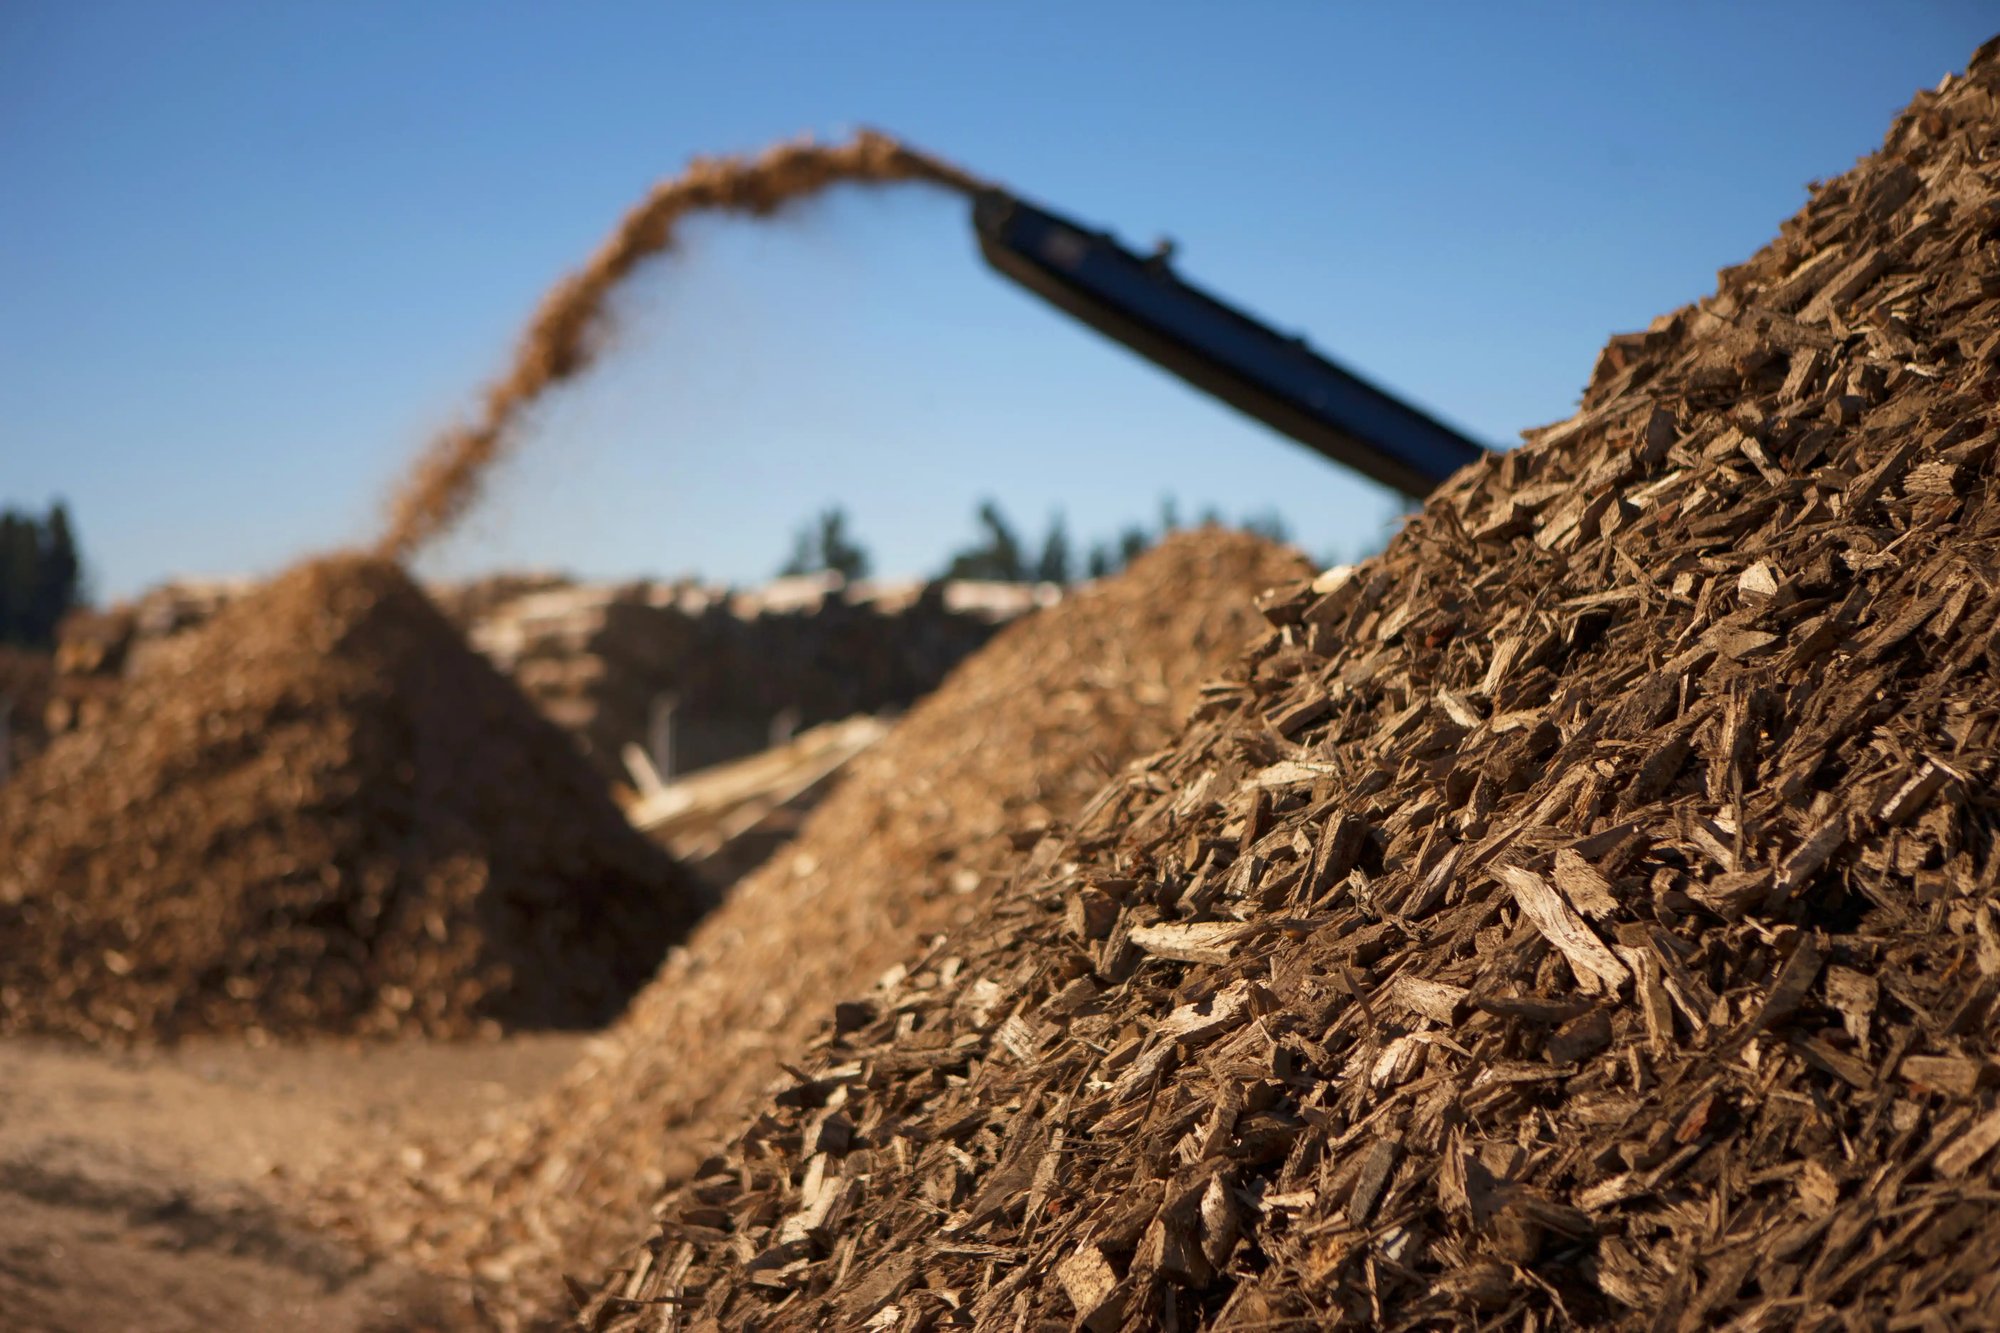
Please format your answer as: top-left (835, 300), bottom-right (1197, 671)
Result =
top-left (0, 646), bottom-right (53, 779)
top-left (577, 46), bottom-right (2000, 1331)
top-left (0, 555), bottom-right (705, 1044)
top-left (314, 531), bottom-right (1307, 1322)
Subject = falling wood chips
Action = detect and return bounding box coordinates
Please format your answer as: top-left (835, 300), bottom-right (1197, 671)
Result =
top-left (571, 42), bottom-right (2000, 1331)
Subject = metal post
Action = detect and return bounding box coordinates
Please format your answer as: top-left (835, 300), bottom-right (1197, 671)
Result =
top-left (769, 706), bottom-right (801, 748)
top-left (648, 693), bottom-right (679, 783)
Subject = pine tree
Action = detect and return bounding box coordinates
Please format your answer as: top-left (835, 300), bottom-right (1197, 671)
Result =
top-left (777, 506), bottom-right (870, 581)
top-left (36, 501), bottom-right (81, 641)
top-left (1, 515), bottom-right (40, 646)
top-left (1117, 524), bottom-right (1151, 568)
top-left (816, 508), bottom-right (870, 581)
top-left (1239, 508), bottom-right (1292, 544)
top-left (942, 500), bottom-right (1027, 582)
top-left (1034, 512), bottom-right (1072, 586)
top-left (0, 513), bottom-right (17, 643)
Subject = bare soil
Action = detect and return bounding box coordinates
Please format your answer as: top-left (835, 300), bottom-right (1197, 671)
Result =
top-left (0, 1033), bottom-right (582, 1332)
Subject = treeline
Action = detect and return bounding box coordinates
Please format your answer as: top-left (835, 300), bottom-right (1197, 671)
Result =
top-left (779, 496), bottom-right (1293, 587)
top-left (0, 502), bottom-right (85, 649)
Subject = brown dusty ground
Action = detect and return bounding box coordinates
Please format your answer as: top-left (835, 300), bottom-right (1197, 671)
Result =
top-left (0, 1033), bottom-right (583, 1332)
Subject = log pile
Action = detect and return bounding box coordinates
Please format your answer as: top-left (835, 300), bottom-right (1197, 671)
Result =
top-left (630, 713), bottom-right (894, 890)
top-left (0, 555), bottom-right (706, 1043)
top-left (39, 570), bottom-right (1036, 790)
top-left (467, 575), bottom-right (1041, 783)
top-left (311, 530), bottom-right (1307, 1321)
top-left (579, 45), bottom-right (2000, 1331)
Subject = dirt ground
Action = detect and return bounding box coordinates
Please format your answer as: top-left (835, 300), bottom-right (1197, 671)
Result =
top-left (0, 1033), bottom-right (585, 1332)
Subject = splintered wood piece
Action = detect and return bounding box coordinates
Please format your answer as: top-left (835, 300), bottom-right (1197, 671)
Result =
top-left (1877, 760), bottom-right (1952, 825)
top-left (1749, 934), bottom-right (1824, 1032)
top-left (1496, 864), bottom-right (1632, 993)
top-left (1156, 981), bottom-right (1252, 1044)
top-left (1553, 848), bottom-right (1621, 919)
top-left (1055, 1244), bottom-right (1127, 1330)
top-left (1127, 920), bottom-right (1260, 965)
top-left (1387, 972), bottom-right (1470, 1025)
top-left (1766, 818), bottom-right (1848, 908)
top-left (1934, 1108), bottom-right (2000, 1179)
top-left (1307, 812), bottom-right (1370, 898)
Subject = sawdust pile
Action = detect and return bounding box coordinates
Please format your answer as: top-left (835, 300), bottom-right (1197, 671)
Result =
top-left (576, 44), bottom-right (2000, 1331)
top-left (317, 531), bottom-right (1308, 1317)
top-left (378, 130), bottom-right (983, 560)
top-left (0, 556), bottom-right (706, 1044)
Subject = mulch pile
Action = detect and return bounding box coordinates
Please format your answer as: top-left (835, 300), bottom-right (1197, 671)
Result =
top-left (316, 531), bottom-right (1307, 1319)
top-left (0, 646), bottom-right (53, 776)
top-left (0, 555), bottom-right (704, 1044)
top-left (579, 44), bottom-right (2000, 1331)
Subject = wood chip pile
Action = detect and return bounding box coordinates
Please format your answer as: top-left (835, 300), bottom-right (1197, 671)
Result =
top-left (38, 579), bottom-right (251, 743)
top-left (577, 47), bottom-right (2000, 1331)
top-left (0, 646), bottom-right (53, 778)
top-left (314, 531), bottom-right (1307, 1321)
top-left (0, 555), bottom-right (706, 1044)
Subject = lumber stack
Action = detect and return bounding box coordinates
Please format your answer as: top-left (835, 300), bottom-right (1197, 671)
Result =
top-left (464, 575), bottom-right (1041, 783)
top-left (628, 713), bottom-right (893, 889)
top-left (576, 44), bottom-right (2000, 1331)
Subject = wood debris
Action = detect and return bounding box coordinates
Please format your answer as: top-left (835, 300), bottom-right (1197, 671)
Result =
top-left (626, 713), bottom-right (891, 888)
top-left (574, 43), bottom-right (2000, 1331)
top-left (463, 573), bottom-right (1033, 784)
top-left (0, 556), bottom-right (706, 1044)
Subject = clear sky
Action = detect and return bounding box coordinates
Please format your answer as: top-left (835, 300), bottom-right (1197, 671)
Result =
top-left (5, 3), bottom-right (1994, 598)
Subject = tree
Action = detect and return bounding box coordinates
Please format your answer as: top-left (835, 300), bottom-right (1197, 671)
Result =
top-left (1034, 512), bottom-right (1072, 586)
top-left (942, 500), bottom-right (1027, 582)
top-left (0, 502), bottom-right (86, 648)
top-left (1116, 524), bottom-right (1151, 568)
top-left (0, 514), bottom-right (25, 645)
top-left (36, 502), bottom-right (80, 636)
top-left (1239, 507), bottom-right (1292, 544)
top-left (777, 506), bottom-right (870, 581)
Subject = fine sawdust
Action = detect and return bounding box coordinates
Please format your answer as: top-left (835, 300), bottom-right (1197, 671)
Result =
top-left (317, 531), bottom-right (1308, 1321)
top-left (580, 44), bottom-right (2000, 1331)
top-left (378, 130), bottom-right (983, 560)
top-left (0, 555), bottom-right (705, 1044)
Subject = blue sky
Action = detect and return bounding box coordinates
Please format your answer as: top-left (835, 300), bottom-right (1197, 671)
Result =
top-left (4, 4), bottom-right (1993, 598)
